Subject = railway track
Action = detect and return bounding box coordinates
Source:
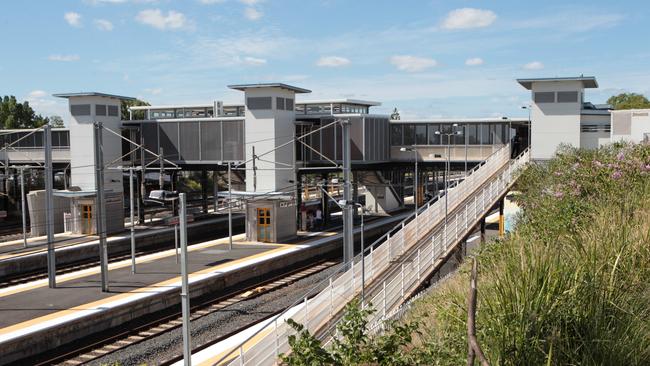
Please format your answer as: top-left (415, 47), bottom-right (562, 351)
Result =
top-left (33, 260), bottom-right (337, 366)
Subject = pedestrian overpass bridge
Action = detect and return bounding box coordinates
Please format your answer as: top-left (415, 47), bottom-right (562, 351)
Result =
top-left (209, 144), bottom-right (530, 365)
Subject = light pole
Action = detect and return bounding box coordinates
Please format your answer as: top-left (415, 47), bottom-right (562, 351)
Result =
top-left (434, 124), bottom-right (463, 224)
top-left (522, 105), bottom-right (532, 149)
top-left (353, 202), bottom-right (366, 303)
top-left (399, 147), bottom-right (418, 214)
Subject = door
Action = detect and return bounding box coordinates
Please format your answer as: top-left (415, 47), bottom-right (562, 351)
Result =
top-left (256, 208), bottom-right (272, 243)
top-left (81, 204), bottom-right (93, 234)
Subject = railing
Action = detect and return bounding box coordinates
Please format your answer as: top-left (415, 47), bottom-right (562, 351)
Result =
top-left (215, 145), bottom-right (530, 365)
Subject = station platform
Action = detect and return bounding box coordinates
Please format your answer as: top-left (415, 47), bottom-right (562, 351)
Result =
top-left (0, 213), bottom-right (408, 365)
top-left (0, 214), bottom-right (245, 280)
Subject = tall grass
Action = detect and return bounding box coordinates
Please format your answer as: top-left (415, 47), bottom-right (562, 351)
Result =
top-left (407, 143), bottom-right (650, 365)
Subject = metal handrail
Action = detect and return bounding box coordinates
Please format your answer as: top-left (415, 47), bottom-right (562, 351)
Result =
top-left (211, 145), bottom-right (521, 365)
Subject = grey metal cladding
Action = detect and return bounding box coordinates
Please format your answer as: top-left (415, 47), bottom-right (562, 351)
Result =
top-left (557, 91), bottom-right (578, 103)
top-left (286, 98), bottom-right (294, 111)
top-left (142, 123), bottom-right (159, 155)
top-left (96, 104), bottom-right (107, 116)
top-left (534, 92), bottom-right (555, 103)
top-left (247, 97), bottom-right (273, 110)
top-left (179, 121), bottom-right (200, 161)
top-left (108, 105), bottom-right (119, 117)
top-left (158, 122), bottom-right (179, 159)
top-left (200, 121), bottom-right (222, 161)
top-left (612, 112), bottom-right (632, 135)
top-left (276, 97), bottom-right (285, 110)
top-left (70, 104), bottom-right (91, 116)
top-left (222, 120), bottom-right (244, 160)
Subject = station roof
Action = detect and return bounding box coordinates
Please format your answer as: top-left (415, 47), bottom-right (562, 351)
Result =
top-left (129, 103), bottom-right (242, 110)
top-left (516, 76), bottom-right (598, 90)
top-left (53, 92), bottom-right (136, 101)
top-left (228, 83), bottom-right (312, 94)
top-left (299, 98), bottom-right (382, 107)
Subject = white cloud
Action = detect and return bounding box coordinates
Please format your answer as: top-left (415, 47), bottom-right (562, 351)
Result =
top-left (64, 12), bottom-right (82, 27)
top-left (240, 0), bottom-right (263, 5)
top-left (94, 19), bottom-right (114, 31)
top-left (465, 57), bottom-right (484, 66)
top-left (523, 61), bottom-right (544, 70)
top-left (243, 56), bottom-right (267, 66)
top-left (144, 88), bottom-right (162, 95)
top-left (199, 0), bottom-right (226, 3)
top-left (48, 54), bottom-right (80, 62)
top-left (28, 90), bottom-right (48, 98)
top-left (441, 8), bottom-right (497, 30)
top-left (244, 7), bottom-right (262, 20)
top-left (390, 55), bottom-right (437, 72)
top-left (136, 9), bottom-right (188, 30)
top-left (316, 56), bottom-right (351, 67)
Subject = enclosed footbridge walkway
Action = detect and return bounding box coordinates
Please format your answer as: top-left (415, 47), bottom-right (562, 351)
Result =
top-left (211, 144), bottom-right (530, 365)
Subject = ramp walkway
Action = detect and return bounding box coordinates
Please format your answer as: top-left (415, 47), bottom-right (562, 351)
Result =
top-left (211, 145), bottom-right (530, 366)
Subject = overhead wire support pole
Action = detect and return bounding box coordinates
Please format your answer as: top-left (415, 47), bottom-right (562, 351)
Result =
top-left (228, 162), bottom-right (233, 251)
top-left (44, 125), bottom-right (56, 288)
top-left (129, 167), bottom-right (136, 273)
top-left (20, 167), bottom-right (27, 248)
top-left (94, 122), bottom-right (109, 292)
top-left (341, 118), bottom-right (353, 268)
top-left (179, 193), bottom-right (192, 366)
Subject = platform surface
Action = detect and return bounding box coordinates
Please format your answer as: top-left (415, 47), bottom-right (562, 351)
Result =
top-left (0, 214), bottom-right (237, 261)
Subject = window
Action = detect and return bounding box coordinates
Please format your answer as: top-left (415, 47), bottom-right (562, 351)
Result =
top-left (391, 124), bottom-right (402, 146)
top-left (70, 104), bottom-right (91, 116)
top-left (534, 92), bottom-right (555, 103)
top-left (108, 105), bottom-right (119, 117)
top-left (402, 124), bottom-right (415, 145)
top-left (480, 124), bottom-right (491, 144)
top-left (427, 124), bottom-right (440, 145)
top-left (557, 91), bottom-right (578, 103)
top-left (415, 125), bottom-right (427, 145)
top-left (286, 98), bottom-right (294, 111)
top-left (247, 97), bottom-right (273, 110)
top-left (467, 124), bottom-right (479, 145)
top-left (276, 97), bottom-right (285, 110)
top-left (96, 104), bottom-right (107, 116)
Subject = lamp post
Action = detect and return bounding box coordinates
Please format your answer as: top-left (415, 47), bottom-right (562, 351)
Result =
top-left (354, 202), bottom-right (366, 303)
top-left (434, 124), bottom-right (463, 224)
top-left (399, 147), bottom-right (418, 214)
top-left (521, 105), bottom-right (532, 149)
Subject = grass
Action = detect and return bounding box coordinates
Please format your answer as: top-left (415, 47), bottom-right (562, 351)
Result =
top-left (405, 143), bottom-right (650, 365)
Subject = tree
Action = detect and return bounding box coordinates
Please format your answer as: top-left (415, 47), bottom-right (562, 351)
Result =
top-left (49, 115), bottom-right (65, 128)
top-left (121, 99), bottom-right (150, 120)
top-left (607, 93), bottom-right (650, 110)
top-left (0, 95), bottom-right (49, 129)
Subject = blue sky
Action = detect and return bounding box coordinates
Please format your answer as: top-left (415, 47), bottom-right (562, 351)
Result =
top-left (1, 0), bottom-right (649, 122)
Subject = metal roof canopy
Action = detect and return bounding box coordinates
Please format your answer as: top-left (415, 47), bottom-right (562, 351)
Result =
top-left (517, 76), bottom-right (598, 90)
top-left (228, 83), bottom-right (312, 94)
top-left (53, 92), bottom-right (136, 101)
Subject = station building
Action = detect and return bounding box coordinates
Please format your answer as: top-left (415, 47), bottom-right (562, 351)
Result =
top-left (2, 76), bottom-right (648, 241)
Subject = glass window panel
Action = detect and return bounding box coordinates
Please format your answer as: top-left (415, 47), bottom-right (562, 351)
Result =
top-left (467, 124), bottom-right (479, 145)
top-left (390, 125), bottom-right (402, 146)
top-left (427, 124), bottom-right (441, 145)
top-left (480, 124), bottom-right (491, 144)
top-left (402, 124), bottom-right (415, 145)
top-left (415, 125), bottom-right (427, 145)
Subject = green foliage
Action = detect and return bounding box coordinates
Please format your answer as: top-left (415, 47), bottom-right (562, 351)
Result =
top-left (49, 115), bottom-right (65, 128)
top-left (122, 99), bottom-right (150, 120)
top-left (607, 92), bottom-right (650, 110)
top-left (0, 95), bottom-right (49, 129)
top-left (407, 142), bottom-right (650, 365)
top-left (281, 300), bottom-right (431, 365)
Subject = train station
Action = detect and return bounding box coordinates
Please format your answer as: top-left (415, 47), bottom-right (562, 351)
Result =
top-left (1, 75), bottom-right (649, 365)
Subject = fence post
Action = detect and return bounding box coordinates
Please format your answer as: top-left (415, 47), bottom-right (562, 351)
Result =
top-left (275, 318), bottom-right (279, 357)
top-left (417, 248), bottom-right (421, 279)
top-left (239, 345), bottom-right (244, 366)
top-left (304, 297), bottom-right (309, 329)
top-left (382, 281), bottom-right (387, 319)
top-left (388, 233), bottom-right (392, 261)
top-left (401, 263), bottom-right (405, 299)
